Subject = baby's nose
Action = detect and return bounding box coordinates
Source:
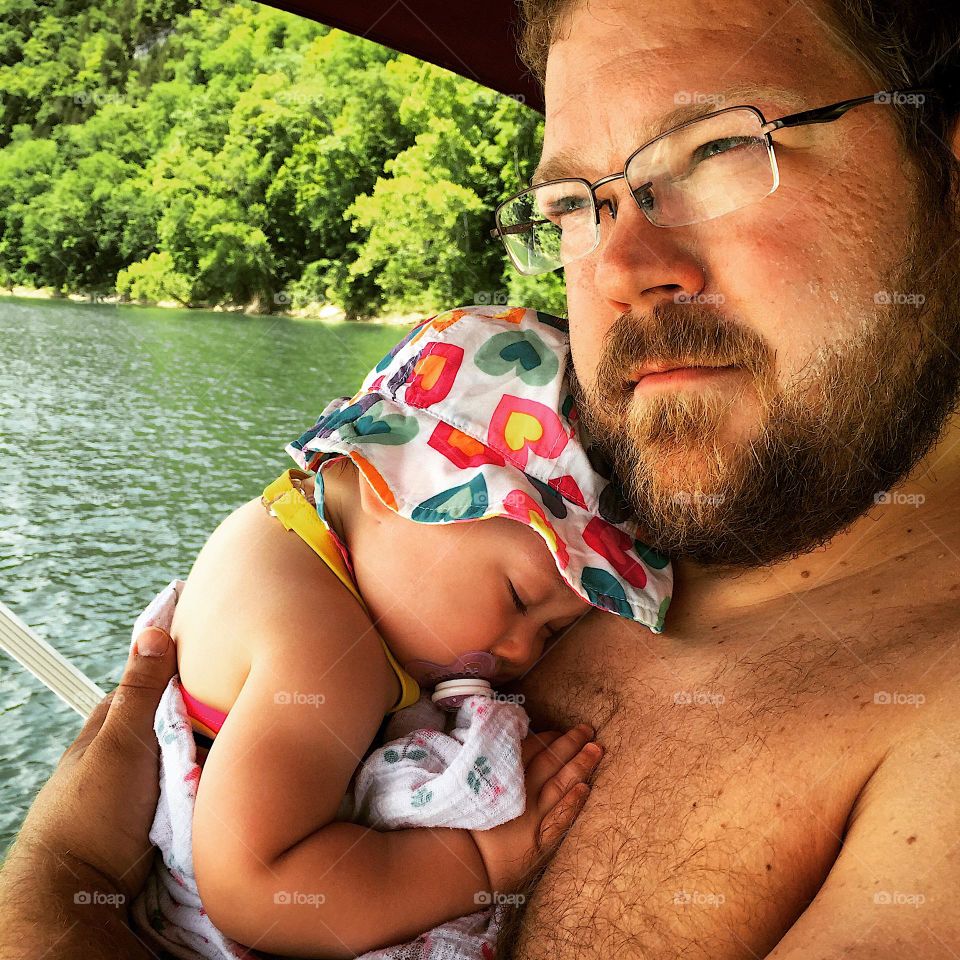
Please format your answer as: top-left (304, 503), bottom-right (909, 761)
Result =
top-left (491, 625), bottom-right (541, 666)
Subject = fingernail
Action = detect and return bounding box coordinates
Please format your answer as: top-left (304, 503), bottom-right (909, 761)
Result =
top-left (136, 628), bottom-right (170, 657)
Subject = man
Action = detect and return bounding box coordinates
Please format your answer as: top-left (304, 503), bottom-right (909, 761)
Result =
top-left (4, 1), bottom-right (960, 958)
top-left (491, 0), bottom-right (960, 957)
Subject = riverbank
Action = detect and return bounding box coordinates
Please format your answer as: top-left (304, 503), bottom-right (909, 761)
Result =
top-left (0, 285), bottom-right (429, 327)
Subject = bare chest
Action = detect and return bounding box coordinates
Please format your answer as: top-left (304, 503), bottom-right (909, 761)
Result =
top-left (501, 603), bottom-right (927, 959)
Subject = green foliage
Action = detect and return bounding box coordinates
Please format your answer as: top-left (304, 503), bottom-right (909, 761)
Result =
top-left (116, 250), bottom-right (192, 305)
top-left (0, 0), bottom-right (567, 318)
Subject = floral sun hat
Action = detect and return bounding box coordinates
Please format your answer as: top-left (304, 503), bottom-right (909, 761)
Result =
top-left (286, 304), bottom-right (673, 633)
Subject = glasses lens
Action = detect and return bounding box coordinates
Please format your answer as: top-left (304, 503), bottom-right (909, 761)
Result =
top-left (626, 107), bottom-right (776, 227)
top-left (496, 179), bottom-right (596, 276)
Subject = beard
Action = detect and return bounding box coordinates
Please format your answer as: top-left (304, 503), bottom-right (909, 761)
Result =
top-left (568, 198), bottom-right (960, 568)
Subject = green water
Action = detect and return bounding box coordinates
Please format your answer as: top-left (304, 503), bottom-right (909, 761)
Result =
top-left (0, 296), bottom-right (414, 853)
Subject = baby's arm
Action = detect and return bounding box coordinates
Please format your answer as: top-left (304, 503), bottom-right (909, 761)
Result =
top-left (183, 498), bottom-right (492, 957)
top-left (195, 663), bottom-right (492, 957)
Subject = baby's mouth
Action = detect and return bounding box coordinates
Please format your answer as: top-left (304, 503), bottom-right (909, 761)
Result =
top-left (402, 650), bottom-right (502, 686)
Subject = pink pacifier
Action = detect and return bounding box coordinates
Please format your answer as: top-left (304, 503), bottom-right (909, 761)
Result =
top-left (403, 651), bottom-right (501, 713)
top-left (402, 651), bottom-right (500, 686)
top-left (431, 678), bottom-right (494, 712)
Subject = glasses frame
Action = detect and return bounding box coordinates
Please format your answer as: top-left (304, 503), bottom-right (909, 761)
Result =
top-left (490, 87), bottom-right (934, 274)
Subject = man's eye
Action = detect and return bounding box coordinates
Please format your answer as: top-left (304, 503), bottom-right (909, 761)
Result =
top-left (690, 135), bottom-right (756, 165)
top-left (543, 195), bottom-right (590, 223)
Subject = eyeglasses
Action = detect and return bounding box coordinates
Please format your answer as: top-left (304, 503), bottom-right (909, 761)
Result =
top-left (490, 88), bottom-right (932, 277)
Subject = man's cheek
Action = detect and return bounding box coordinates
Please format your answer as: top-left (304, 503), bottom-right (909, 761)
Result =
top-left (566, 268), bottom-right (608, 391)
top-left (705, 217), bottom-right (855, 373)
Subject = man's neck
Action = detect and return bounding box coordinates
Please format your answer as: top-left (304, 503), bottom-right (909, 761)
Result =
top-left (670, 411), bottom-right (960, 620)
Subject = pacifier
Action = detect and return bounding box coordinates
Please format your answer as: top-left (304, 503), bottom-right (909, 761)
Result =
top-left (431, 678), bottom-right (494, 712)
top-left (402, 650), bottom-right (500, 687)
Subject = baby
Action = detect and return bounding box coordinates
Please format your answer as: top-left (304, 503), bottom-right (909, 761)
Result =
top-left (167, 304), bottom-right (673, 957)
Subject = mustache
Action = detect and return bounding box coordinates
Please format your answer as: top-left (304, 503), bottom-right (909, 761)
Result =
top-left (594, 301), bottom-right (772, 389)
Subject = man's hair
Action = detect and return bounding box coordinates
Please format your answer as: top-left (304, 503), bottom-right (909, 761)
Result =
top-left (517, 0), bottom-right (960, 204)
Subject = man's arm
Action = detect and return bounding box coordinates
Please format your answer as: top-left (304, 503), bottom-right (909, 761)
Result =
top-left (0, 844), bottom-right (154, 960)
top-left (768, 693), bottom-right (960, 958)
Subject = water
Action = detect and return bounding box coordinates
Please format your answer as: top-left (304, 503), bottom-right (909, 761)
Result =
top-left (0, 296), bottom-right (413, 853)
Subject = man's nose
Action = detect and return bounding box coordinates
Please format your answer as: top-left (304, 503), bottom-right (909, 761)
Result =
top-left (592, 186), bottom-right (706, 312)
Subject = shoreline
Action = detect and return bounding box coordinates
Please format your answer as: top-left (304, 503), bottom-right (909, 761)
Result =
top-left (0, 286), bottom-right (428, 327)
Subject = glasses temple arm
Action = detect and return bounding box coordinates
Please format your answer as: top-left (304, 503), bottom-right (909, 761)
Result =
top-left (764, 87), bottom-right (935, 133)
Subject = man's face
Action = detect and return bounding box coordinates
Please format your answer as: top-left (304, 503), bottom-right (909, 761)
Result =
top-left (543, 0), bottom-right (960, 566)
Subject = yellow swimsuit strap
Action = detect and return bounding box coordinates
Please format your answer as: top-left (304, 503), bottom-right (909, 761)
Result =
top-left (261, 468), bottom-right (421, 714)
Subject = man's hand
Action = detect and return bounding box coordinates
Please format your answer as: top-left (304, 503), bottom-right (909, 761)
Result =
top-left (0, 626), bottom-right (177, 959)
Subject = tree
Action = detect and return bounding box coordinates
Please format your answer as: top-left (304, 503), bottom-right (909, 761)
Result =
top-left (0, 0), bottom-right (568, 318)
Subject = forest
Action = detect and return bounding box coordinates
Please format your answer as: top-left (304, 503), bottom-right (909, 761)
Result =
top-left (0, 0), bottom-right (566, 318)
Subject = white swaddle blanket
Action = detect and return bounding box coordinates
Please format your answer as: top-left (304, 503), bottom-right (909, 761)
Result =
top-left (129, 580), bottom-right (529, 960)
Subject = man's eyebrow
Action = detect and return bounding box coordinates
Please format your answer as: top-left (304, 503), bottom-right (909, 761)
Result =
top-left (531, 83), bottom-right (809, 185)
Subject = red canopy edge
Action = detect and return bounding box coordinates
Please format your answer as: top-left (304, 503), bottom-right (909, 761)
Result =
top-left (258, 0), bottom-right (546, 114)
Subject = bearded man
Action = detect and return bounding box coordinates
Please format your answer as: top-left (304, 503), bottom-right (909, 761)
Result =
top-left (491, 1), bottom-right (960, 956)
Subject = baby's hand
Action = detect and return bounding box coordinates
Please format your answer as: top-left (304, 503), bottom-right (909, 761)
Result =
top-left (470, 723), bottom-right (603, 895)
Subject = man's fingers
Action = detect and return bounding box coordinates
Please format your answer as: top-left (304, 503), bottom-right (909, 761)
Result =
top-left (102, 627), bottom-right (176, 746)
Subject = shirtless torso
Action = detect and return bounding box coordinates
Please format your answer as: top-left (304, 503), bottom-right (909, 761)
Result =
top-left (501, 522), bottom-right (960, 958)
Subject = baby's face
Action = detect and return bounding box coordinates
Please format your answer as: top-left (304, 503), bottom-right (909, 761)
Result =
top-left (349, 478), bottom-right (591, 683)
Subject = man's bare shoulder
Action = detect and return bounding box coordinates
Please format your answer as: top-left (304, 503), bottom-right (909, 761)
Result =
top-left (766, 656), bottom-right (960, 957)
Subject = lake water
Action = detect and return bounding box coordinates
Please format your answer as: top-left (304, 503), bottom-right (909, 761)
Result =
top-left (0, 296), bottom-right (414, 853)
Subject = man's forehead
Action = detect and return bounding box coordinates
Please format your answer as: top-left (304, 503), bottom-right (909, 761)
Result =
top-left (532, 81), bottom-right (808, 185)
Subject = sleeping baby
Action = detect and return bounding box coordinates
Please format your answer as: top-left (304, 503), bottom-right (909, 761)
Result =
top-left (133, 304), bottom-right (673, 958)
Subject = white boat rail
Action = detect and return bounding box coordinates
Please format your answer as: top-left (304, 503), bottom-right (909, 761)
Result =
top-left (0, 599), bottom-right (106, 719)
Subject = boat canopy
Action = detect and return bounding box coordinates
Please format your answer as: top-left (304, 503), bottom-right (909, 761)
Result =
top-left (259, 0), bottom-right (545, 113)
